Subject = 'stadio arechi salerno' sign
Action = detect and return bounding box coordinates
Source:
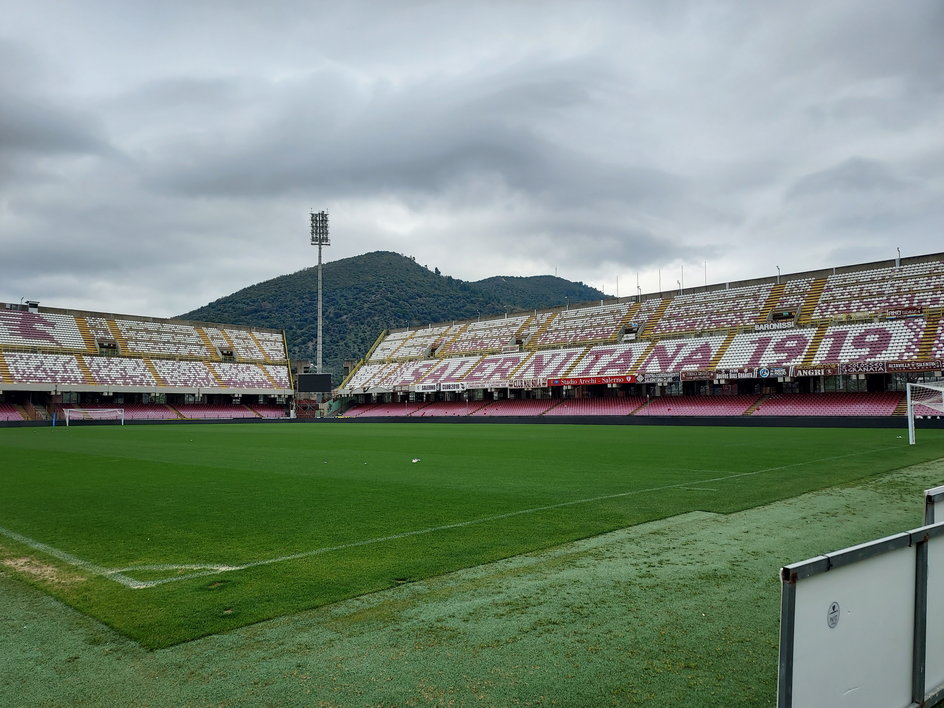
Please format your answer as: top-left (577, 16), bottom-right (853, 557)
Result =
top-left (547, 375), bottom-right (637, 387)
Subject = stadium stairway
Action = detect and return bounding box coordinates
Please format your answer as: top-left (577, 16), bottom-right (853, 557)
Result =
top-left (248, 332), bottom-right (272, 363)
top-left (143, 358), bottom-right (167, 386)
top-left (75, 317), bottom-right (99, 353)
top-left (74, 356), bottom-right (97, 385)
top-left (614, 302), bottom-right (642, 340)
top-left (799, 322), bottom-right (829, 367)
top-left (439, 324), bottom-right (468, 356)
top-left (756, 282), bottom-right (786, 323)
top-left (196, 328), bottom-right (221, 361)
top-left (258, 365), bottom-right (281, 389)
top-left (640, 298), bottom-right (671, 338)
top-left (527, 312), bottom-right (559, 348)
top-left (892, 397), bottom-right (909, 416)
top-left (628, 339), bottom-right (659, 375)
top-left (0, 353), bottom-right (10, 384)
top-left (514, 316), bottom-right (536, 344)
top-left (105, 319), bottom-right (131, 356)
top-left (709, 330), bottom-right (738, 369)
top-left (796, 277), bottom-right (827, 324)
top-left (743, 394), bottom-right (770, 416)
top-left (917, 311), bottom-right (942, 360)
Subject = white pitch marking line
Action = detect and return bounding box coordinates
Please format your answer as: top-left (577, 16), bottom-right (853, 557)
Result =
top-left (0, 445), bottom-right (900, 589)
top-left (0, 525), bottom-right (148, 589)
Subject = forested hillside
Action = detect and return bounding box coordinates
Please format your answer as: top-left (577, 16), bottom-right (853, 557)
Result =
top-left (180, 251), bottom-right (605, 379)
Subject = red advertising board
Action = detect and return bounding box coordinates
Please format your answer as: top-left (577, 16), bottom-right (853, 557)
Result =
top-left (547, 375), bottom-right (637, 387)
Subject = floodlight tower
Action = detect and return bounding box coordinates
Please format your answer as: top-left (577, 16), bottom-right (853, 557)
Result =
top-left (310, 210), bottom-right (330, 374)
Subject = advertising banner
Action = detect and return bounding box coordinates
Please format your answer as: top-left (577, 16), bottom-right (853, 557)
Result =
top-left (884, 307), bottom-right (922, 319)
top-left (547, 375), bottom-right (637, 387)
top-left (885, 360), bottom-right (944, 374)
top-left (755, 321), bottom-right (796, 332)
top-left (635, 372), bottom-right (678, 384)
top-left (790, 364), bottom-right (840, 377)
top-left (508, 378), bottom-right (548, 390)
top-left (839, 361), bottom-right (887, 375)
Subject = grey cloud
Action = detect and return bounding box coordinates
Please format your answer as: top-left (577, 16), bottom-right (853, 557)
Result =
top-left (0, 40), bottom-right (105, 154)
top-left (1, 1), bottom-right (943, 318)
top-left (133, 58), bottom-right (688, 211)
top-left (787, 157), bottom-right (914, 200)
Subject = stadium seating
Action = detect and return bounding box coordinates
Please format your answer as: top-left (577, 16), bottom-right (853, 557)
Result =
top-left (209, 362), bottom-right (273, 389)
top-left (83, 355), bottom-right (156, 387)
top-left (813, 262), bottom-right (944, 319)
top-left (151, 359), bottom-right (217, 388)
top-left (0, 403), bottom-right (25, 421)
top-left (636, 335), bottom-right (728, 374)
top-left (511, 347), bottom-right (585, 380)
top-left (809, 319), bottom-right (924, 363)
top-left (651, 284), bottom-right (771, 335)
top-left (344, 402), bottom-right (430, 417)
top-left (247, 404), bottom-right (289, 419)
top-left (714, 329), bottom-right (812, 369)
top-left (930, 319), bottom-right (944, 360)
top-left (116, 319), bottom-right (211, 358)
top-left (388, 325), bottom-right (461, 360)
top-left (174, 403), bottom-right (260, 419)
top-left (567, 342), bottom-right (649, 377)
top-left (367, 329), bottom-right (414, 362)
top-left (439, 315), bottom-right (530, 355)
top-left (461, 352), bottom-right (532, 385)
top-left (532, 303), bottom-right (632, 347)
top-left (751, 392), bottom-right (903, 417)
top-left (411, 401), bottom-right (487, 416)
top-left (0, 310), bottom-right (87, 350)
top-left (263, 365), bottom-right (292, 388)
top-left (4, 352), bottom-right (87, 384)
top-left (634, 395), bottom-right (760, 417)
top-left (544, 397), bottom-right (646, 416)
top-left (469, 399), bottom-right (558, 416)
top-left (416, 355), bottom-right (485, 386)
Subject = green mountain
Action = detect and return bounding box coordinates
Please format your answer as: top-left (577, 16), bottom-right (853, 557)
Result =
top-left (179, 251), bottom-right (606, 379)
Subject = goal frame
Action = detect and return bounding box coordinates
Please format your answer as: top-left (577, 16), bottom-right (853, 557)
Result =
top-left (906, 382), bottom-right (944, 445)
top-left (63, 408), bottom-right (125, 426)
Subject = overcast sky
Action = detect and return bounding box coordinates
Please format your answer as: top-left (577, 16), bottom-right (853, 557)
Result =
top-left (2, 1), bottom-right (942, 317)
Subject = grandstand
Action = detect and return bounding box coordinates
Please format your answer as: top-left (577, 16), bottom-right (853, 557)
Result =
top-left (339, 253), bottom-right (944, 419)
top-left (0, 302), bottom-right (292, 422)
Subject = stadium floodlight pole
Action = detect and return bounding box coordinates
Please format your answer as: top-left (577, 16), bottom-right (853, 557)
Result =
top-left (776, 265), bottom-right (781, 284)
top-left (309, 210), bottom-right (330, 375)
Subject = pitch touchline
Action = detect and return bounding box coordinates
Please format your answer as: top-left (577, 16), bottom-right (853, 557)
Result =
top-left (0, 525), bottom-right (150, 589)
top-left (0, 445), bottom-right (899, 589)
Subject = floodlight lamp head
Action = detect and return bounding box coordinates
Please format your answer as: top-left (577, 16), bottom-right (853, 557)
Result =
top-left (309, 210), bottom-right (330, 247)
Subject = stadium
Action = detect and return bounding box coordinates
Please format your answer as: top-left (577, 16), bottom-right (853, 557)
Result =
top-left (1, 251), bottom-right (944, 707)
top-left (338, 253), bottom-right (944, 423)
top-left (3, 252), bottom-right (944, 426)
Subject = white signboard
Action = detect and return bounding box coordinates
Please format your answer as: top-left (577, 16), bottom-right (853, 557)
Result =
top-left (783, 535), bottom-right (915, 708)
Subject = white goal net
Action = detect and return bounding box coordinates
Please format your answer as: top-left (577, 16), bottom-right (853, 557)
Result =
top-left (62, 408), bottom-right (125, 426)
top-left (906, 382), bottom-right (944, 445)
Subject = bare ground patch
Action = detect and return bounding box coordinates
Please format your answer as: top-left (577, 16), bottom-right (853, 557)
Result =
top-left (1, 556), bottom-right (85, 586)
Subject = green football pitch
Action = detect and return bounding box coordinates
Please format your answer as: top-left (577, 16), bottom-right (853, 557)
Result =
top-left (1, 422), bottom-right (942, 649)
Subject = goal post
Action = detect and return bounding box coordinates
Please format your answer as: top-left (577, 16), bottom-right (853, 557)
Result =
top-left (63, 408), bottom-right (125, 426)
top-left (906, 382), bottom-right (944, 445)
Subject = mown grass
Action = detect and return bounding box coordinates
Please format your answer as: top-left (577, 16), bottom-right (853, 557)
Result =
top-left (0, 422), bottom-right (941, 648)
